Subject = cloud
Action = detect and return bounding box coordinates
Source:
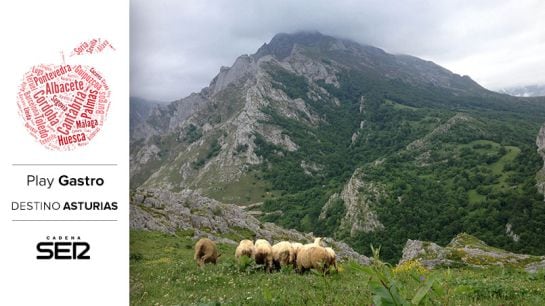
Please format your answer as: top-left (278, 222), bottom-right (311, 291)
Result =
top-left (131, 0), bottom-right (545, 101)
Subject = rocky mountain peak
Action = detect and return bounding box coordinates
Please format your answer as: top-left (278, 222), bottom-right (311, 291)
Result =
top-left (254, 31), bottom-right (336, 60)
top-left (208, 54), bottom-right (257, 96)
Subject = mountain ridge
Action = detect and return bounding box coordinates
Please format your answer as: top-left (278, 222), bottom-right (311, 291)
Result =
top-left (131, 31), bottom-right (545, 262)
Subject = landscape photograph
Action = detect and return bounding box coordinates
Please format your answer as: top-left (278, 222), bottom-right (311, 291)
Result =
top-left (129, 1), bottom-right (545, 304)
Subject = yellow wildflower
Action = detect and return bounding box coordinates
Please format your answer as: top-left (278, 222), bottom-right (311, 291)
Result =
top-left (393, 259), bottom-right (428, 275)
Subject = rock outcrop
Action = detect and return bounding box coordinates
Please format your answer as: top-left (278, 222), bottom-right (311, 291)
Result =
top-left (131, 188), bottom-right (371, 265)
top-left (536, 124), bottom-right (545, 195)
top-left (406, 113), bottom-right (475, 151)
top-left (320, 168), bottom-right (384, 237)
top-left (399, 233), bottom-right (545, 272)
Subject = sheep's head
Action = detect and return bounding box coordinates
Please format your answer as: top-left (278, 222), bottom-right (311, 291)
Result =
top-left (314, 237), bottom-right (323, 246)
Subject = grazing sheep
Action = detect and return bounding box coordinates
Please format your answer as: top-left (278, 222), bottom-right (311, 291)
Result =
top-left (253, 239), bottom-right (273, 272)
top-left (194, 238), bottom-right (220, 267)
top-left (272, 241), bottom-right (295, 269)
top-left (325, 247), bottom-right (338, 272)
top-left (293, 238), bottom-right (323, 268)
top-left (296, 246), bottom-right (331, 274)
top-left (291, 242), bottom-right (304, 268)
top-left (235, 239), bottom-right (255, 261)
top-left (291, 242), bottom-right (304, 252)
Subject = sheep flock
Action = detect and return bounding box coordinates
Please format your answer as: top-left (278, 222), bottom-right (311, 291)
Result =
top-left (195, 237), bottom-right (337, 274)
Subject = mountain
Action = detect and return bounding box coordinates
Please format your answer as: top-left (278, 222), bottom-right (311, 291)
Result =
top-left (499, 84), bottom-right (545, 97)
top-left (130, 97), bottom-right (160, 139)
top-left (130, 32), bottom-right (545, 262)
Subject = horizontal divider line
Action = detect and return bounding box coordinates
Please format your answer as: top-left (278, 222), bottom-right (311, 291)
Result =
top-left (12, 164), bottom-right (118, 166)
top-left (12, 219), bottom-right (118, 222)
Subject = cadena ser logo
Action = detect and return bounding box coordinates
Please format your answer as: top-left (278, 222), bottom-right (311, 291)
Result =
top-left (36, 235), bottom-right (90, 260)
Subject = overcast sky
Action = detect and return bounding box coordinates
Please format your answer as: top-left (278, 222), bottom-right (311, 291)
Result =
top-left (131, 0), bottom-right (545, 102)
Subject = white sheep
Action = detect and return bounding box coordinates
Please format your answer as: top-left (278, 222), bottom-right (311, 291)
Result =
top-left (325, 247), bottom-right (338, 272)
top-left (235, 239), bottom-right (255, 262)
top-left (291, 242), bottom-right (304, 255)
top-left (296, 245), bottom-right (331, 274)
top-left (293, 238), bottom-right (323, 267)
top-left (253, 239), bottom-right (273, 272)
top-left (272, 241), bottom-right (295, 269)
top-left (291, 242), bottom-right (304, 268)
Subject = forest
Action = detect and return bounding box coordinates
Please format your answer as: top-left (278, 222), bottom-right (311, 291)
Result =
top-left (256, 65), bottom-right (545, 262)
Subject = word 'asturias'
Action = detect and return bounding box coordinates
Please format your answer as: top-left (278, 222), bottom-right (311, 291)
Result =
top-left (64, 201), bottom-right (117, 210)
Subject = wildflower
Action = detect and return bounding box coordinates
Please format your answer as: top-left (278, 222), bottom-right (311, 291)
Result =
top-left (393, 259), bottom-right (428, 275)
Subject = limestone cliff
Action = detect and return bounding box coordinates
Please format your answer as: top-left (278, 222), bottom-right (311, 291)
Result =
top-left (536, 124), bottom-right (545, 195)
top-left (320, 168), bottom-right (384, 237)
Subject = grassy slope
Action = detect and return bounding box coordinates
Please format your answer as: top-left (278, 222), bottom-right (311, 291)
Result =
top-left (206, 171), bottom-right (276, 205)
top-left (130, 230), bottom-right (545, 305)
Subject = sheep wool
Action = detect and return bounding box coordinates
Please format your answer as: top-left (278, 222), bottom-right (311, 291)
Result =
top-left (291, 242), bottom-right (304, 256)
top-left (325, 247), bottom-right (338, 271)
top-left (302, 237), bottom-right (323, 249)
top-left (235, 239), bottom-right (255, 260)
top-left (194, 238), bottom-right (219, 267)
top-left (272, 241), bottom-right (295, 269)
top-left (296, 246), bottom-right (331, 274)
top-left (253, 239), bottom-right (273, 272)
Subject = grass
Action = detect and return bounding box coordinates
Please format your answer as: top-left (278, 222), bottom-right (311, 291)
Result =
top-left (206, 171), bottom-right (274, 205)
top-left (130, 230), bottom-right (545, 305)
top-left (467, 189), bottom-right (485, 204)
top-left (459, 140), bottom-right (520, 204)
top-left (490, 146), bottom-right (519, 175)
top-left (384, 99), bottom-right (418, 111)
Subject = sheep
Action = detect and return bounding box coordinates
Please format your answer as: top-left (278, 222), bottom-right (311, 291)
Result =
top-left (291, 242), bottom-right (304, 267)
top-left (325, 247), bottom-right (338, 272)
top-left (272, 241), bottom-right (295, 270)
top-left (253, 239), bottom-right (273, 272)
top-left (291, 242), bottom-right (304, 251)
top-left (235, 239), bottom-right (255, 262)
top-left (291, 238), bottom-right (322, 268)
top-left (302, 237), bottom-right (323, 249)
top-left (296, 245), bottom-right (331, 274)
top-left (193, 238), bottom-right (220, 267)
top-left (291, 242), bottom-right (304, 257)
